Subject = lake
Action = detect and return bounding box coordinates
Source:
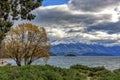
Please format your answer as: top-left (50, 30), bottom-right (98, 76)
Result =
top-left (7, 56), bottom-right (120, 70)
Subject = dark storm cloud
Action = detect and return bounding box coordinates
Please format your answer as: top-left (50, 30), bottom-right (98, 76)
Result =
top-left (68, 0), bottom-right (120, 12)
top-left (32, 7), bottom-right (111, 26)
top-left (86, 22), bottom-right (120, 34)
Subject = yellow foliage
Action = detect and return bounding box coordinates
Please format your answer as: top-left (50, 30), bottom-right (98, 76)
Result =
top-left (2, 23), bottom-right (50, 66)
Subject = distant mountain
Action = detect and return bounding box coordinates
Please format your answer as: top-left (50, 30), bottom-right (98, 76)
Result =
top-left (50, 43), bottom-right (120, 56)
top-left (50, 52), bottom-right (57, 56)
top-left (81, 53), bottom-right (113, 56)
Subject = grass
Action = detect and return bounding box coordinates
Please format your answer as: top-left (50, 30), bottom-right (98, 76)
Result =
top-left (0, 64), bottom-right (120, 80)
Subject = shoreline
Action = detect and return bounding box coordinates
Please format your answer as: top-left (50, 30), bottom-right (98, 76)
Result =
top-left (1, 56), bottom-right (120, 70)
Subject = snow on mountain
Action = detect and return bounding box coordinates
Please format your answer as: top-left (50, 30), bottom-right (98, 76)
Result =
top-left (50, 43), bottom-right (120, 56)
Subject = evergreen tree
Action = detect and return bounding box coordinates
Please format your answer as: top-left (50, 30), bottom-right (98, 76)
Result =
top-left (0, 0), bottom-right (43, 42)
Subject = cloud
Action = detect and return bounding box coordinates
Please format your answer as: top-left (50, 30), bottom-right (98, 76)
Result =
top-left (32, 5), bottom-right (111, 27)
top-left (87, 22), bottom-right (120, 34)
top-left (15, 0), bottom-right (120, 46)
top-left (68, 0), bottom-right (120, 12)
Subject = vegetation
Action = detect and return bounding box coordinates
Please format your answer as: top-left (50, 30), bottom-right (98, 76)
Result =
top-left (0, 1), bottom-right (120, 80)
top-left (2, 23), bottom-right (50, 66)
top-left (0, 65), bottom-right (86, 80)
top-left (70, 64), bottom-right (120, 80)
top-left (0, 0), bottom-right (42, 42)
top-left (0, 64), bottom-right (120, 80)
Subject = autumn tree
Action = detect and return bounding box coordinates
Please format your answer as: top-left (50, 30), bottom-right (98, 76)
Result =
top-left (2, 23), bottom-right (50, 66)
top-left (0, 0), bottom-right (43, 42)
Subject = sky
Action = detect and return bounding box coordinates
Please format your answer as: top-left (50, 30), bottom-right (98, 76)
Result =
top-left (42, 0), bottom-right (69, 6)
top-left (15, 0), bottom-right (120, 47)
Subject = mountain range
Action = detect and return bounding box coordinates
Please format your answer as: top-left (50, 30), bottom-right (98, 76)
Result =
top-left (50, 43), bottom-right (120, 56)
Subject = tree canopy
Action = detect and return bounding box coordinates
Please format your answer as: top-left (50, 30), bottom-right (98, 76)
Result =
top-left (2, 23), bottom-right (50, 66)
top-left (0, 0), bottom-right (43, 42)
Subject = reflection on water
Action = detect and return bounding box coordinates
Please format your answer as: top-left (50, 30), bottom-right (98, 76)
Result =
top-left (7, 56), bottom-right (120, 70)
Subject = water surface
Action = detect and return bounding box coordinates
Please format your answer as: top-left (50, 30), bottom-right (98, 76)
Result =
top-left (8, 56), bottom-right (120, 70)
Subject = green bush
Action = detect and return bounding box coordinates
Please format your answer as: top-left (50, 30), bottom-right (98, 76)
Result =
top-left (0, 65), bottom-right (120, 80)
top-left (70, 64), bottom-right (120, 80)
top-left (43, 71), bottom-right (63, 80)
top-left (0, 65), bottom-right (86, 80)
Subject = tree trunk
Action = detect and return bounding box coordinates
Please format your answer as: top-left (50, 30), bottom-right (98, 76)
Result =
top-left (27, 60), bottom-right (32, 65)
top-left (24, 58), bottom-right (27, 65)
top-left (16, 60), bottom-right (21, 66)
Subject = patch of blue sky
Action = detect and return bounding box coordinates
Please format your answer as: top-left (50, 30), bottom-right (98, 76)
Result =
top-left (42, 0), bottom-right (69, 6)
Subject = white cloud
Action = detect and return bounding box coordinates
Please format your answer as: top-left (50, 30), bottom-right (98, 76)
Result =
top-left (14, 0), bottom-right (120, 46)
top-left (49, 28), bottom-right (67, 38)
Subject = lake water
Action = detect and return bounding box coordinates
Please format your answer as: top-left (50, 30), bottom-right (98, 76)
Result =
top-left (7, 56), bottom-right (120, 70)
